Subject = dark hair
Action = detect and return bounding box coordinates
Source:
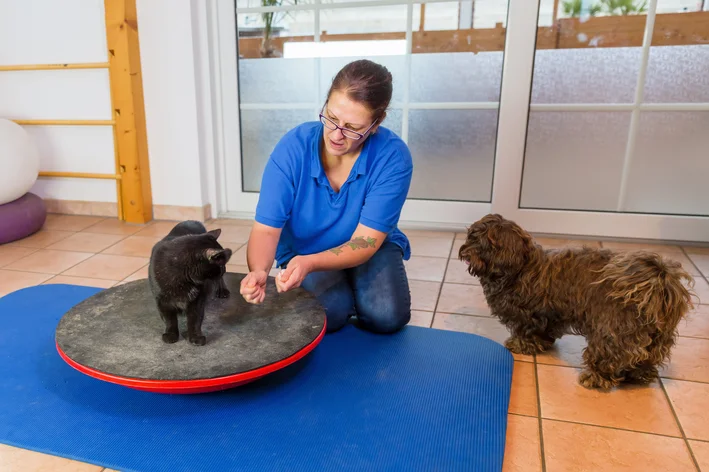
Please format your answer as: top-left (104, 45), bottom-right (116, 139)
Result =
top-left (326, 59), bottom-right (393, 121)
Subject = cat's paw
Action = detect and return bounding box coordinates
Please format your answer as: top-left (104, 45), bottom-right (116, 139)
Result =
top-left (189, 335), bottom-right (206, 346)
top-left (162, 332), bottom-right (179, 344)
top-left (216, 287), bottom-right (230, 299)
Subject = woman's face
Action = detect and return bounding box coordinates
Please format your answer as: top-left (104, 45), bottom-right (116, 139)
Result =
top-left (321, 90), bottom-right (380, 159)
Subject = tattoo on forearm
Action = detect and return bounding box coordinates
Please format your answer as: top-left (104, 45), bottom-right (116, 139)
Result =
top-left (329, 236), bottom-right (377, 255)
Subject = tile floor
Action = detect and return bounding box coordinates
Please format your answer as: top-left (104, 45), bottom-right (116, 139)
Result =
top-left (1, 214), bottom-right (709, 471)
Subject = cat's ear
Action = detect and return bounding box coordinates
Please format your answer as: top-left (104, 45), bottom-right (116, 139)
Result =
top-left (205, 248), bottom-right (232, 265)
top-left (206, 228), bottom-right (221, 240)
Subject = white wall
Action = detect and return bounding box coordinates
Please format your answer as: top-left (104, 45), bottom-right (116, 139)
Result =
top-left (0, 0), bottom-right (216, 214)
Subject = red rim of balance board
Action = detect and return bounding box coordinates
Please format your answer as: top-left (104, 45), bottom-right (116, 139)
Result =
top-left (56, 320), bottom-right (327, 394)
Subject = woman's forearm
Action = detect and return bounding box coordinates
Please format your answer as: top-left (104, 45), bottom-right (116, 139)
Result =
top-left (246, 222), bottom-right (282, 273)
top-left (306, 225), bottom-right (386, 272)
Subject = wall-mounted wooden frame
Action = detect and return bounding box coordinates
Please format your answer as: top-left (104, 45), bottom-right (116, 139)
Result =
top-left (1, 0), bottom-right (152, 224)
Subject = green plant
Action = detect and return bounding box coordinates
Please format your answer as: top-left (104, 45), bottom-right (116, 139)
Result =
top-left (599, 0), bottom-right (648, 15)
top-left (260, 0), bottom-right (299, 58)
top-left (561, 0), bottom-right (602, 18)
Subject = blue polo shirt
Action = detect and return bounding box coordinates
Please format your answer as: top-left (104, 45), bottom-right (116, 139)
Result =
top-left (255, 121), bottom-right (413, 268)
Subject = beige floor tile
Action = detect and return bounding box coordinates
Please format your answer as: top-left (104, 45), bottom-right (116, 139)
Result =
top-left (5, 249), bottom-right (93, 274)
top-left (205, 223), bottom-right (252, 245)
top-left (679, 304), bottom-right (709, 339)
top-left (408, 279), bottom-right (440, 312)
top-left (691, 277), bottom-right (709, 305)
top-left (229, 244), bottom-right (249, 266)
top-left (409, 310), bottom-right (433, 328)
top-left (443, 258), bottom-right (479, 285)
top-left (44, 275), bottom-right (118, 289)
top-left (663, 379), bottom-right (709, 441)
top-left (509, 362), bottom-right (538, 417)
top-left (0, 270), bottom-right (54, 295)
top-left (226, 264), bottom-right (250, 274)
top-left (403, 229), bottom-right (456, 239)
top-left (8, 230), bottom-right (75, 249)
top-left (432, 313), bottom-right (532, 362)
top-left (62, 254), bottom-right (150, 281)
top-left (403, 256), bottom-right (447, 282)
top-left (450, 234), bottom-right (466, 259)
top-left (81, 217), bottom-right (147, 236)
top-left (542, 419), bottom-right (695, 472)
top-left (207, 217), bottom-right (253, 227)
top-left (132, 220), bottom-right (180, 238)
top-left (119, 264), bottom-right (150, 284)
top-left (684, 246), bottom-right (709, 256)
top-left (102, 235), bottom-right (160, 258)
top-left (46, 232), bottom-right (126, 253)
top-left (0, 246), bottom-right (37, 268)
top-left (536, 335), bottom-right (586, 368)
top-left (408, 236), bottom-right (453, 258)
top-left (502, 415), bottom-right (542, 472)
top-left (688, 253), bottom-right (709, 277)
top-left (0, 444), bottom-right (103, 472)
top-left (534, 237), bottom-right (601, 249)
top-left (436, 283), bottom-right (490, 316)
top-left (537, 364), bottom-right (681, 436)
top-left (601, 241), bottom-right (682, 253)
top-left (661, 336), bottom-right (709, 383)
top-left (688, 440), bottom-right (709, 471)
top-left (43, 215), bottom-right (105, 232)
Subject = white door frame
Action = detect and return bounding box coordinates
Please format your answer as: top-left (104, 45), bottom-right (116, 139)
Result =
top-left (211, 0), bottom-right (709, 242)
top-left (493, 0), bottom-right (709, 243)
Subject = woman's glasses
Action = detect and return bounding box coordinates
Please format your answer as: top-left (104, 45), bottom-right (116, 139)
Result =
top-left (319, 108), bottom-right (378, 140)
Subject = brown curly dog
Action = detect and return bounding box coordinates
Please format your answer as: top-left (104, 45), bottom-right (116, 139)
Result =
top-left (458, 214), bottom-right (695, 390)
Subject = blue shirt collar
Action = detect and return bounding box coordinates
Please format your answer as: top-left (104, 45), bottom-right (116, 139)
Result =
top-left (310, 124), bottom-right (372, 181)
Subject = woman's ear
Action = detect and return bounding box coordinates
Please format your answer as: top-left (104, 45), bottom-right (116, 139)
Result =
top-left (371, 112), bottom-right (386, 134)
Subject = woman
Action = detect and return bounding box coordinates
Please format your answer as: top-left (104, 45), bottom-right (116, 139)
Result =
top-left (239, 59), bottom-right (413, 334)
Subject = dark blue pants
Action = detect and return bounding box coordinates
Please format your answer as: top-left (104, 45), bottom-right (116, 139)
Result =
top-left (298, 242), bottom-right (411, 334)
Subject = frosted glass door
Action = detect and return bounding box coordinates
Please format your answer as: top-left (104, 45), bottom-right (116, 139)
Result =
top-left (519, 0), bottom-right (709, 218)
top-left (227, 0), bottom-right (513, 226)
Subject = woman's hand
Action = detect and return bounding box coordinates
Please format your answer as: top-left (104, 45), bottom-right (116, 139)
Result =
top-left (275, 256), bottom-right (313, 293)
top-left (240, 270), bottom-right (269, 304)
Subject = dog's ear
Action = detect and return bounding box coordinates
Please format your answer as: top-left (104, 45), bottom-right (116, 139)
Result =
top-left (460, 244), bottom-right (487, 276)
top-left (486, 221), bottom-right (534, 273)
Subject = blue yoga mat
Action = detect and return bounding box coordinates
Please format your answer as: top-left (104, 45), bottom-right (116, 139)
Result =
top-left (0, 284), bottom-right (513, 472)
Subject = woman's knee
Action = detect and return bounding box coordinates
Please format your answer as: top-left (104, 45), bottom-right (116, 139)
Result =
top-left (357, 303), bottom-right (411, 333)
top-left (300, 270), bottom-right (355, 333)
top-left (351, 242), bottom-right (412, 333)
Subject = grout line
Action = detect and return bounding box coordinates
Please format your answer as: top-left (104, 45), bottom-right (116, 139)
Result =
top-left (509, 411), bottom-right (539, 419)
top-left (429, 236), bottom-right (455, 328)
top-left (659, 378), bottom-right (701, 471)
top-left (533, 353), bottom-right (547, 472)
top-left (659, 376), bottom-right (709, 386)
top-left (542, 416), bottom-right (690, 441)
top-left (681, 246), bottom-right (709, 304)
top-left (435, 311), bottom-right (492, 319)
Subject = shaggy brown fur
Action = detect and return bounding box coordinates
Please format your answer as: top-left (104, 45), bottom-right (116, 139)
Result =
top-left (458, 214), bottom-right (695, 390)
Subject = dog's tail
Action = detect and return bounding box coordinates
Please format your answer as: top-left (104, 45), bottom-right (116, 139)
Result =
top-left (595, 251), bottom-right (695, 331)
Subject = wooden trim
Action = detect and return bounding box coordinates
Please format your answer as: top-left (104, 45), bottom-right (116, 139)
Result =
top-left (0, 62), bottom-right (109, 71)
top-left (38, 171), bottom-right (121, 180)
top-left (104, 0), bottom-right (153, 224)
top-left (12, 119), bottom-right (114, 126)
top-left (238, 10), bottom-right (709, 57)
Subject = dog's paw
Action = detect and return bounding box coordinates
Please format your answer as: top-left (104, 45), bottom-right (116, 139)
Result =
top-left (189, 335), bottom-right (207, 346)
top-left (578, 369), bottom-right (618, 390)
top-left (505, 337), bottom-right (541, 355)
top-left (162, 332), bottom-right (179, 344)
top-left (625, 366), bottom-right (659, 385)
top-left (216, 287), bottom-right (230, 299)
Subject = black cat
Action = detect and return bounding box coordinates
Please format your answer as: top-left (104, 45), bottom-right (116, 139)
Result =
top-left (148, 221), bottom-right (233, 346)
